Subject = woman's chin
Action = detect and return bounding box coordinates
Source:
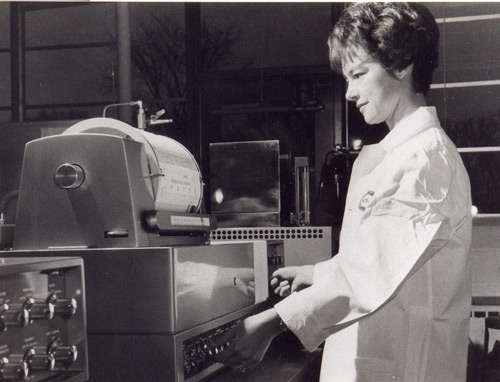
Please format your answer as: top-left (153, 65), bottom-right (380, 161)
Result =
top-left (362, 114), bottom-right (383, 126)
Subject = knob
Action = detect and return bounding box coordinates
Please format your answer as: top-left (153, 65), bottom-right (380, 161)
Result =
top-left (0, 305), bottom-right (29, 330)
top-left (53, 299), bottom-right (77, 318)
top-left (24, 298), bottom-right (54, 321)
top-left (24, 349), bottom-right (55, 372)
top-left (0, 357), bottom-right (29, 380)
top-left (54, 164), bottom-right (85, 189)
top-left (50, 345), bottom-right (77, 366)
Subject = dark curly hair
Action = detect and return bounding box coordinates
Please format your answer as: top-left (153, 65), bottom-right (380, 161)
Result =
top-left (328, 2), bottom-right (439, 95)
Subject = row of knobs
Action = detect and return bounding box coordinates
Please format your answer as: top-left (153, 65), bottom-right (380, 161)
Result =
top-left (0, 295), bottom-right (77, 330)
top-left (268, 253), bottom-right (283, 265)
top-left (184, 321), bottom-right (241, 377)
top-left (0, 343), bottom-right (78, 380)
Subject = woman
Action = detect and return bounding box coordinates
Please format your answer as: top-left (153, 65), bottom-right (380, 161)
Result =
top-left (217, 3), bottom-right (472, 381)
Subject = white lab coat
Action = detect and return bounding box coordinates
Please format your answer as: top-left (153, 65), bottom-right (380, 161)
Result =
top-left (275, 107), bottom-right (472, 382)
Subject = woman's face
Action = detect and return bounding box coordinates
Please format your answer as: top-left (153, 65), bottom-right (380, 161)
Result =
top-left (343, 50), bottom-right (407, 127)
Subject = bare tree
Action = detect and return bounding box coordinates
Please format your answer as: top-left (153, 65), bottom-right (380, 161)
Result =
top-left (131, 12), bottom-right (242, 141)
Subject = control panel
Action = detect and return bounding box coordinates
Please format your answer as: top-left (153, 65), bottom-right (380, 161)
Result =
top-left (183, 319), bottom-right (241, 380)
top-left (0, 257), bottom-right (87, 382)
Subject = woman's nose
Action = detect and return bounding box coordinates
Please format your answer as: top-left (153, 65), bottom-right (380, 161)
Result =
top-left (345, 81), bottom-right (358, 102)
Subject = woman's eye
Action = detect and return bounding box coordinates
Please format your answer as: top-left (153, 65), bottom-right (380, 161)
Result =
top-left (353, 72), bottom-right (364, 79)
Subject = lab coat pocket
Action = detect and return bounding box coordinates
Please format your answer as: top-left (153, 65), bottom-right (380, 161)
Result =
top-left (354, 357), bottom-right (396, 382)
top-left (404, 305), bottom-right (432, 382)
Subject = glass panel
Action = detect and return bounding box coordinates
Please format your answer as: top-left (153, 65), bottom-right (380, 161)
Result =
top-left (432, 25), bottom-right (445, 85)
top-left (438, 19), bottom-right (500, 83)
top-left (461, 152), bottom-right (500, 213)
top-left (202, 71), bottom-right (318, 224)
top-left (202, 3), bottom-right (332, 70)
top-left (25, 4), bottom-right (116, 46)
top-left (0, 53), bottom-right (10, 107)
top-left (428, 86), bottom-right (500, 147)
top-left (26, 106), bottom-right (104, 122)
top-left (0, 3), bottom-right (9, 49)
top-left (128, 3), bottom-right (185, 137)
top-left (426, 2), bottom-right (500, 19)
top-left (129, 2), bottom-right (184, 23)
top-left (0, 111), bottom-right (10, 123)
top-left (25, 47), bottom-right (116, 106)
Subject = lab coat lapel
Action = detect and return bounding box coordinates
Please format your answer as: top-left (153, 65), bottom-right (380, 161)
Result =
top-left (340, 144), bottom-right (387, 250)
top-left (351, 144), bottom-right (386, 178)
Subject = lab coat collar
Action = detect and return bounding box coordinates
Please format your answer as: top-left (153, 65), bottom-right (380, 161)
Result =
top-left (380, 107), bottom-right (440, 152)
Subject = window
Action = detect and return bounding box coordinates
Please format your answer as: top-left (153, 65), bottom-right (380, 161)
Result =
top-left (201, 3), bottom-right (332, 70)
top-left (0, 2), bottom-right (10, 122)
top-left (24, 3), bottom-right (117, 121)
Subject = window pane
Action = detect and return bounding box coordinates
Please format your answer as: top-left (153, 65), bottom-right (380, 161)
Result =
top-left (462, 152), bottom-right (500, 213)
top-left (435, 18), bottom-right (500, 83)
top-left (25, 4), bottom-right (116, 46)
top-left (129, 2), bottom-right (184, 23)
top-left (428, 86), bottom-right (500, 147)
top-left (26, 106), bottom-right (104, 121)
top-left (0, 3), bottom-right (10, 49)
top-left (0, 3), bottom-right (10, 121)
top-left (426, 2), bottom-right (500, 19)
top-left (0, 111), bottom-right (10, 123)
top-left (0, 53), bottom-right (10, 108)
top-left (25, 47), bottom-right (116, 106)
top-left (201, 3), bottom-right (332, 70)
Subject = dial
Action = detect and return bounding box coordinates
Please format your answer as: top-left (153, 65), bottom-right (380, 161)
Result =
top-left (24, 349), bottom-right (55, 372)
top-left (0, 357), bottom-right (29, 380)
top-left (49, 344), bottom-right (78, 367)
top-left (0, 304), bottom-right (30, 330)
top-left (54, 298), bottom-right (77, 317)
top-left (23, 298), bottom-right (54, 321)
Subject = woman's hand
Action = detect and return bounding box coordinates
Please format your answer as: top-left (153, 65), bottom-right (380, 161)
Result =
top-left (271, 265), bottom-right (314, 297)
top-left (214, 308), bottom-right (281, 374)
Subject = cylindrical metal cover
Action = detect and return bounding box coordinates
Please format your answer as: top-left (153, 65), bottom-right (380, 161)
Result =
top-left (64, 118), bottom-right (202, 213)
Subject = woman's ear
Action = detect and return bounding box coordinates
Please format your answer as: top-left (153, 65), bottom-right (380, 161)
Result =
top-left (395, 63), bottom-right (413, 80)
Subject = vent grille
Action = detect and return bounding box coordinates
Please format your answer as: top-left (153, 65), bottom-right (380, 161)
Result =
top-left (210, 227), bottom-right (324, 241)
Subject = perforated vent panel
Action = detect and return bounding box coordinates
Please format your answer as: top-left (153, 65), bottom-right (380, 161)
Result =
top-left (210, 227), bottom-right (325, 241)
